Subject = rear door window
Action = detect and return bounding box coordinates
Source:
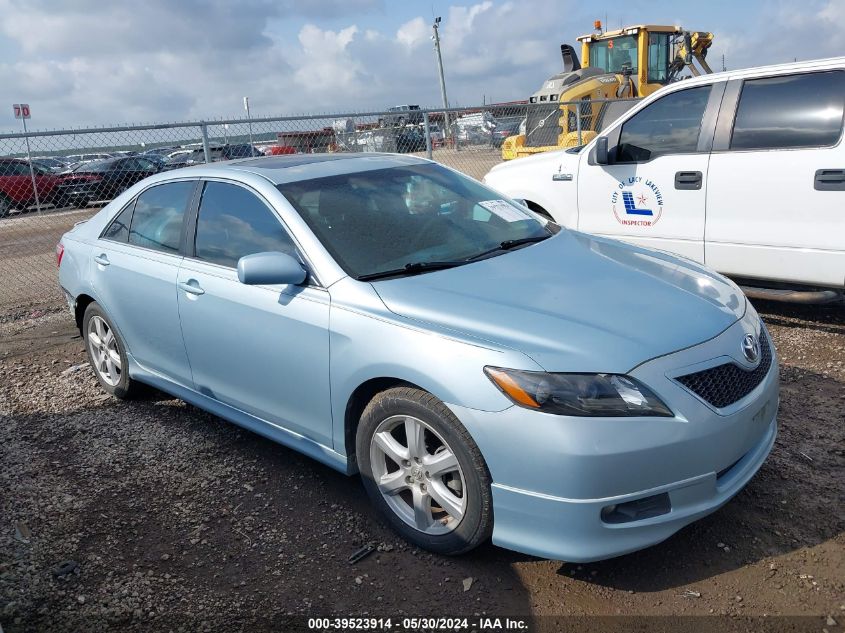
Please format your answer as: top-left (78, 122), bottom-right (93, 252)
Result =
top-left (616, 85), bottom-right (711, 162)
top-left (128, 181), bottom-right (194, 254)
top-left (193, 181), bottom-right (297, 268)
top-left (730, 71), bottom-right (845, 150)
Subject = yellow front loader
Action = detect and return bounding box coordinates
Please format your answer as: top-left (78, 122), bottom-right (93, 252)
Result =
top-left (502, 23), bottom-right (713, 160)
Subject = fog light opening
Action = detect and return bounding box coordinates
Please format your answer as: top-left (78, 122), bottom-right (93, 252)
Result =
top-left (601, 493), bottom-right (671, 524)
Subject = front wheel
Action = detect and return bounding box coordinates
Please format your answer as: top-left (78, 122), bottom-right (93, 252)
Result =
top-left (356, 387), bottom-right (493, 555)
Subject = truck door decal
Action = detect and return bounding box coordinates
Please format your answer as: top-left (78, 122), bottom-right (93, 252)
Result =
top-left (611, 177), bottom-right (664, 227)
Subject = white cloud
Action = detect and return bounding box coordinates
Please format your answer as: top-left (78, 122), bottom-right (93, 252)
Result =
top-left (0, 0), bottom-right (842, 133)
top-left (396, 17), bottom-right (428, 50)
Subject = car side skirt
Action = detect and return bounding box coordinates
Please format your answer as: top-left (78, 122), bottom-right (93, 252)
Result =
top-left (126, 353), bottom-right (354, 475)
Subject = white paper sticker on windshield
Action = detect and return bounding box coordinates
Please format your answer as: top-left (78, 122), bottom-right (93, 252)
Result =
top-left (479, 199), bottom-right (530, 222)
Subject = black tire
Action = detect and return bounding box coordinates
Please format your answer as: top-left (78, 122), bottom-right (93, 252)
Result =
top-left (51, 193), bottom-right (72, 209)
top-left (82, 302), bottom-right (139, 399)
top-left (356, 386), bottom-right (493, 555)
top-left (0, 194), bottom-right (13, 218)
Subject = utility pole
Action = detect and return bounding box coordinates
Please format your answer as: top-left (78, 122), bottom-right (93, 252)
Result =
top-left (432, 17), bottom-right (451, 146)
top-left (243, 97), bottom-right (255, 150)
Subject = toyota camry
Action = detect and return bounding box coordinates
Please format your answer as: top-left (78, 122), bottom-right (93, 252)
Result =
top-left (57, 154), bottom-right (778, 561)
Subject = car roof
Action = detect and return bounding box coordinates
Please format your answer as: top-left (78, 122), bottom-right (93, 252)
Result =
top-left (204, 153), bottom-right (430, 185)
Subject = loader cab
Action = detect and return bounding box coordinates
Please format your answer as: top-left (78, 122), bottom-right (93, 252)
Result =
top-left (579, 25), bottom-right (680, 97)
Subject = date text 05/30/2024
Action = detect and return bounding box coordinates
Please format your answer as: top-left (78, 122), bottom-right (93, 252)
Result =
top-left (307, 617), bottom-right (529, 631)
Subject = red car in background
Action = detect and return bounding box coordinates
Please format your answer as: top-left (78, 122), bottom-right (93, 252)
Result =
top-left (0, 157), bottom-right (66, 218)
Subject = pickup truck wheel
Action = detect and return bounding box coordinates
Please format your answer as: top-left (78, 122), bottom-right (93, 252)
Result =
top-left (357, 387), bottom-right (493, 555)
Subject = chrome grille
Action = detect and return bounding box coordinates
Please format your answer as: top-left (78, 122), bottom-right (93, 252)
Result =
top-left (676, 329), bottom-right (773, 409)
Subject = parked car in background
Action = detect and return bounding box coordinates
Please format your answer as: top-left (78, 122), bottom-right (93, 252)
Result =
top-left (54, 156), bottom-right (161, 206)
top-left (491, 120), bottom-right (522, 148)
top-left (380, 105), bottom-right (423, 127)
top-left (64, 153), bottom-right (115, 165)
top-left (162, 150), bottom-right (208, 170)
top-left (428, 123), bottom-right (445, 146)
top-left (139, 154), bottom-right (169, 170)
top-left (395, 128), bottom-right (427, 153)
top-left (0, 158), bottom-right (68, 216)
top-left (219, 144), bottom-right (263, 160)
top-left (110, 150), bottom-right (139, 158)
top-left (30, 157), bottom-right (68, 172)
top-left (58, 154), bottom-right (777, 562)
top-left (484, 57), bottom-right (845, 303)
top-left (141, 146), bottom-right (180, 157)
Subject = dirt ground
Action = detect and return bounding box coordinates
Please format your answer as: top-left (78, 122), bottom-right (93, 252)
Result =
top-left (0, 299), bottom-right (843, 632)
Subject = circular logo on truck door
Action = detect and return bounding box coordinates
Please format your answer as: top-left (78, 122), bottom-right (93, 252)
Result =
top-left (611, 177), bottom-right (664, 227)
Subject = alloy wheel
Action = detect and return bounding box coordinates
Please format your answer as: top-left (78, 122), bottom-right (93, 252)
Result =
top-left (369, 414), bottom-right (466, 535)
top-left (87, 315), bottom-right (122, 386)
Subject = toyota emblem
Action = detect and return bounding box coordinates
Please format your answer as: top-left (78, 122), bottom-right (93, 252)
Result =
top-left (742, 334), bottom-right (760, 363)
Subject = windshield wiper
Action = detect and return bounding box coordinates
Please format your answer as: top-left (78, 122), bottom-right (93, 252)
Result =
top-left (357, 235), bottom-right (552, 282)
top-left (464, 234), bottom-right (551, 262)
top-left (357, 260), bottom-right (466, 282)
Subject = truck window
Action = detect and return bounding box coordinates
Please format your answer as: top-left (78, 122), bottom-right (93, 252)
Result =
top-left (616, 85), bottom-right (711, 162)
top-left (730, 71), bottom-right (845, 150)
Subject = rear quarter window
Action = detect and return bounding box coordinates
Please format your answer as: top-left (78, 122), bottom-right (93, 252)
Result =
top-left (730, 70), bottom-right (845, 150)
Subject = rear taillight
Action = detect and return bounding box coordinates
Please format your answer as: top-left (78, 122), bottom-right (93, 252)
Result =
top-left (56, 242), bottom-right (64, 268)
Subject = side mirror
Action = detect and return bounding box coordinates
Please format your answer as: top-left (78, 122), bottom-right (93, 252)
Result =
top-left (596, 136), bottom-right (609, 165)
top-left (237, 251), bottom-right (307, 286)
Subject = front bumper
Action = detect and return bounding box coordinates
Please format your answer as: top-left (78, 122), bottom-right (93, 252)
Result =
top-left (488, 415), bottom-right (775, 562)
top-left (447, 311), bottom-right (779, 562)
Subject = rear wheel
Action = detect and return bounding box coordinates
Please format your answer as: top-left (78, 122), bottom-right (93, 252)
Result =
top-left (82, 302), bottom-right (139, 399)
top-left (356, 387), bottom-right (493, 555)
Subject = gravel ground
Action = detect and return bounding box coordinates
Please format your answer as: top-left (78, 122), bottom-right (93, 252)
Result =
top-left (0, 300), bottom-right (843, 632)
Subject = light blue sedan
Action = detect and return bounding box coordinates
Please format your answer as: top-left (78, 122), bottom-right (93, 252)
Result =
top-left (57, 154), bottom-right (778, 561)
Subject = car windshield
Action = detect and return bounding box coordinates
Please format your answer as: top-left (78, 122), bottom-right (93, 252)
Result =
top-left (279, 163), bottom-right (554, 279)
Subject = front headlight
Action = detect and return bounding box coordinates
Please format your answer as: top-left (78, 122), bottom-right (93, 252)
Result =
top-left (484, 367), bottom-right (673, 417)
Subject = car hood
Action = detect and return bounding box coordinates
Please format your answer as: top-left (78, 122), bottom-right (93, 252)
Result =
top-left (371, 230), bottom-right (746, 373)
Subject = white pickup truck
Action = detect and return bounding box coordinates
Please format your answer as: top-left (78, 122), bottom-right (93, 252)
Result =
top-left (483, 57), bottom-right (845, 303)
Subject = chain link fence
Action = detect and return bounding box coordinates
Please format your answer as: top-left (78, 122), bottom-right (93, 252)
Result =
top-left (0, 99), bottom-right (637, 316)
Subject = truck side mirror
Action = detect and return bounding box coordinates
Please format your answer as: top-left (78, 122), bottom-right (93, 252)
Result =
top-left (596, 137), bottom-right (609, 165)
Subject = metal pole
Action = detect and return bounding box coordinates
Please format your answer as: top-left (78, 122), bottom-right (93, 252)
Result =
top-left (244, 97), bottom-right (255, 150)
top-left (423, 111), bottom-right (433, 160)
top-left (200, 122), bottom-right (211, 163)
top-left (575, 100), bottom-right (583, 146)
top-left (21, 116), bottom-right (41, 214)
top-left (432, 18), bottom-right (454, 149)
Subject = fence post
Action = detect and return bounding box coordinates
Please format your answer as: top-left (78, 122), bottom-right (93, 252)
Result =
top-left (200, 122), bottom-right (211, 163)
top-left (575, 101), bottom-right (583, 146)
top-left (423, 111), bottom-right (433, 160)
top-left (21, 117), bottom-right (42, 214)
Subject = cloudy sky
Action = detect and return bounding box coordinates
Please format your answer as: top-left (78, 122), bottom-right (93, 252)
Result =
top-left (0, 0), bottom-right (843, 132)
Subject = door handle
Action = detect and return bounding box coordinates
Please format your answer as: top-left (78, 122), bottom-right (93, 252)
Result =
top-left (178, 280), bottom-right (205, 296)
top-left (552, 172), bottom-right (573, 181)
top-left (674, 171), bottom-right (702, 190)
top-left (93, 254), bottom-right (110, 266)
top-left (814, 169), bottom-right (845, 191)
